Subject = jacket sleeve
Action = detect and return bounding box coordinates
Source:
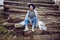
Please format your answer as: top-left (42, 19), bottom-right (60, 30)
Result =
top-left (35, 10), bottom-right (39, 21)
top-left (25, 10), bottom-right (29, 20)
top-left (35, 10), bottom-right (39, 26)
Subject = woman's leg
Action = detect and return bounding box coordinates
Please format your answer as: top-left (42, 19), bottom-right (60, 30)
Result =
top-left (32, 16), bottom-right (37, 31)
top-left (32, 17), bottom-right (37, 26)
top-left (24, 18), bottom-right (30, 31)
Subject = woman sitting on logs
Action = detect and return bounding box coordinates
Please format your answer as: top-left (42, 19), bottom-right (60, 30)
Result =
top-left (24, 4), bottom-right (39, 31)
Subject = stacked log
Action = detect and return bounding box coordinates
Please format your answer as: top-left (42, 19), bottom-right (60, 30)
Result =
top-left (3, 0), bottom-right (60, 40)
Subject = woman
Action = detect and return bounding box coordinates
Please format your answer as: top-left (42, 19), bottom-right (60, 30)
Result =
top-left (24, 4), bottom-right (39, 31)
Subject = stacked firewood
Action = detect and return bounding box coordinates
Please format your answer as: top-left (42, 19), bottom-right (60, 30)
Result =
top-left (2, 0), bottom-right (60, 40)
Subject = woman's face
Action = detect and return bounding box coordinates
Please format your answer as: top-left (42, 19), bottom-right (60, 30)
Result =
top-left (29, 5), bottom-right (33, 10)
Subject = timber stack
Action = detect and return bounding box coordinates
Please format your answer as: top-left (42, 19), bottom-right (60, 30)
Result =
top-left (2, 0), bottom-right (60, 40)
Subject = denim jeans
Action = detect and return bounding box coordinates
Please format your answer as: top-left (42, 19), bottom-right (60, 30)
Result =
top-left (25, 16), bottom-right (37, 27)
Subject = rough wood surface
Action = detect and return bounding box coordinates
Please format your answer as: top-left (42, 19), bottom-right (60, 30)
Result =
top-left (3, 0), bottom-right (60, 40)
top-left (4, 1), bottom-right (59, 8)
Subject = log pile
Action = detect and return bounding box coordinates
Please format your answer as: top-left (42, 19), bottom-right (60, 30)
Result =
top-left (3, 0), bottom-right (60, 40)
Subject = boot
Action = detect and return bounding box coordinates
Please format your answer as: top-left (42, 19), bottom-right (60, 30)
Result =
top-left (32, 26), bottom-right (35, 32)
top-left (24, 26), bottom-right (29, 31)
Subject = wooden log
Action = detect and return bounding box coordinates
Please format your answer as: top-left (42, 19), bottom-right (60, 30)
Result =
top-left (1, 12), bottom-right (9, 19)
top-left (5, 0), bottom-right (55, 4)
top-left (42, 12), bottom-right (60, 16)
top-left (3, 22), bottom-right (60, 35)
top-left (10, 28), bottom-right (60, 36)
top-left (7, 9), bottom-right (60, 16)
top-left (4, 5), bottom-right (29, 10)
top-left (2, 22), bottom-right (15, 26)
top-left (6, 7), bottom-right (60, 12)
top-left (3, 22), bottom-right (60, 32)
top-left (39, 7), bottom-right (59, 10)
top-left (8, 8), bottom-right (27, 13)
top-left (4, 10), bottom-right (60, 17)
top-left (26, 30), bottom-right (60, 35)
top-left (3, 21), bottom-right (60, 28)
top-left (7, 17), bottom-right (23, 23)
top-left (41, 7), bottom-right (58, 10)
top-left (4, 1), bottom-right (59, 8)
top-left (22, 29), bottom-right (60, 35)
top-left (4, 5), bottom-right (58, 10)
top-left (32, 0), bottom-right (55, 4)
top-left (59, 2), bottom-right (60, 10)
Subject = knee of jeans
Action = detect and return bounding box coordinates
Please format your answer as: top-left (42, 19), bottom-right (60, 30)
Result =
top-left (25, 19), bottom-right (29, 23)
top-left (32, 19), bottom-right (36, 24)
top-left (33, 18), bottom-right (37, 22)
top-left (34, 16), bottom-right (37, 20)
top-left (25, 19), bottom-right (28, 21)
